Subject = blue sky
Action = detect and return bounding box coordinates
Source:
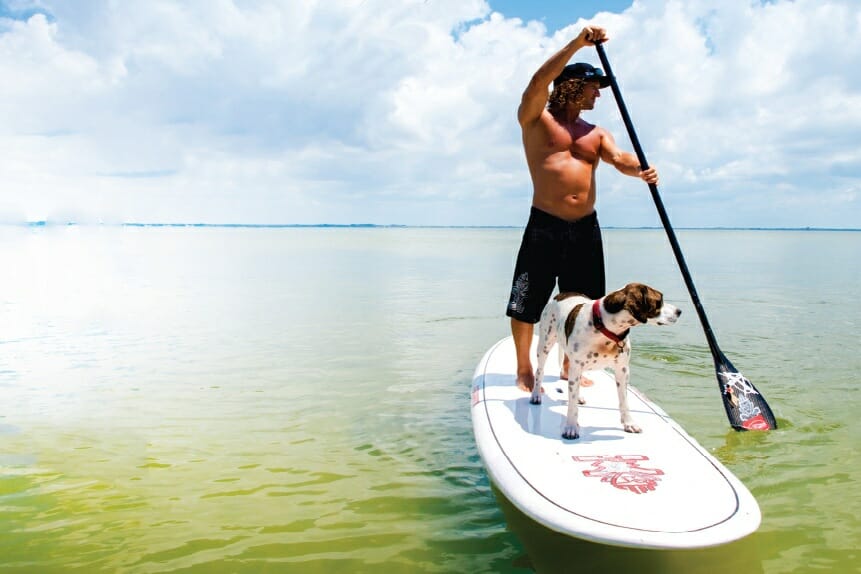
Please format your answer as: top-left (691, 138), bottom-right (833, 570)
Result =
top-left (491, 0), bottom-right (635, 32)
top-left (0, 0), bottom-right (859, 228)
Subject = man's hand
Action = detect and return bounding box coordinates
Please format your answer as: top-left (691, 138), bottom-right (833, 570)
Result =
top-left (639, 166), bottom-right (659, 185)
top-left (577, 26), bottom-right (608, 47)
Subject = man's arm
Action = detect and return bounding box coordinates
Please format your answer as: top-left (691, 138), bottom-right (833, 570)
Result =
top-left (599, 129), bottom-right (659, 184)
top-left (517, 26), bottom-right (607, 127)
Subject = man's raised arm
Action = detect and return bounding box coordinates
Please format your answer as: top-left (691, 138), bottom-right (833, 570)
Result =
top-left (517, 26), bottom-right (607, 127)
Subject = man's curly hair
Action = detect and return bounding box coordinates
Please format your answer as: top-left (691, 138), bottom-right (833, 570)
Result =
top-left (548, 78), bottom-right (589, 116)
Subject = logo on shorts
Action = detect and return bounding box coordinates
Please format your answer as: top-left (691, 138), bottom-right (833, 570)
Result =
top-left (509, 272), bottom-right (529, 314)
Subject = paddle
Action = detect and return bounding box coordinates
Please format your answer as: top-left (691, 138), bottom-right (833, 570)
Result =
top-left (593, 41), bottom-right (777, 431)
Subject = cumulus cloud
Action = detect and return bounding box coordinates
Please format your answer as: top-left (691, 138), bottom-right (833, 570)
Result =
top-left (0, 0), bottom-right (858, 227)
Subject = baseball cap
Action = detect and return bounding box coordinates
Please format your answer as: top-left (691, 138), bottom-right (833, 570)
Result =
top-left (553, 63), bottom-right (610, 88)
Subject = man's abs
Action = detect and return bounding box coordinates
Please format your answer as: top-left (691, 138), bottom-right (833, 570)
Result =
top-left (528, 153), bottom-right (597, 221)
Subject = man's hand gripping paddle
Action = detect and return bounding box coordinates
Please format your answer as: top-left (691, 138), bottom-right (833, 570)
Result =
top-left (594, 41), bottom-right (777, 431)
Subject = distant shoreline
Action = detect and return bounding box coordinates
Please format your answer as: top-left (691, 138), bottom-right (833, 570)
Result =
top-left (6, 221), bottom-right (860, 232)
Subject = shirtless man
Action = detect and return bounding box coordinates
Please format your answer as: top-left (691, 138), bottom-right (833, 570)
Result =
top-left (506, 26), bottom-right (659, 392)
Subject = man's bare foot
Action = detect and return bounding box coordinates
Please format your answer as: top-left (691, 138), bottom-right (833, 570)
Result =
top-left (559, 371), bottom-right (595, 387)
top-left (516, 369), bottom-right (535, 392)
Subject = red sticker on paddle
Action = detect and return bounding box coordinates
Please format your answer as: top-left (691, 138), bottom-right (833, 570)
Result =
top-left (741, 414), bottom-right (771, 431)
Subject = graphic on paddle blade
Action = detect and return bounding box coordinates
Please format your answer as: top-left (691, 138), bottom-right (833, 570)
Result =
top-left (716, 357), bottom-right (777, 431)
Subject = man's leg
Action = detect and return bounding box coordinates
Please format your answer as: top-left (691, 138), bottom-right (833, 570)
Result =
top-left (511, 318), bottom-right (535, 392)
top-left (557, 212), bottom-right (605, 387)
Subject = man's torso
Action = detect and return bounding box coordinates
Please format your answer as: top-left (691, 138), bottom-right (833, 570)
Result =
top-left (522, 110), bottom-right (604, 221)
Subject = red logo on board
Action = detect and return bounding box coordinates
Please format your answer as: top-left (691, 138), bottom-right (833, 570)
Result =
top-left (572, 455), bottom-right (664, 494)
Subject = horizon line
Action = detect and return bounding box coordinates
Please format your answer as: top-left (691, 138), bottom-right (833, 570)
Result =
top-left (5, 221), bottom-right (860, 232)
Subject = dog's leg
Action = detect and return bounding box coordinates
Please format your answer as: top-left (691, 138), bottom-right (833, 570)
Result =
top-left (562, 363), bottom-right (583, 439)
top-left (557, 344), bottom-right (565, 378)
top-left (615, 359), bottom-right (641, 433)
top-left (531, 310), bottom-right (557, 405)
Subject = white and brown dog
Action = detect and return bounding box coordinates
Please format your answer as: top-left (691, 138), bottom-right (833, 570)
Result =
top-left (530, 283), bottom-right (681, 439)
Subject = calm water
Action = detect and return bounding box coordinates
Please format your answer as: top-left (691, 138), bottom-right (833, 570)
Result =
top-left (0, 225), bottom-right (858, 573)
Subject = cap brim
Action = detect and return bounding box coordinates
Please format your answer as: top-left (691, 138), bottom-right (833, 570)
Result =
top-left (554, 75), bottom-right (611, 89)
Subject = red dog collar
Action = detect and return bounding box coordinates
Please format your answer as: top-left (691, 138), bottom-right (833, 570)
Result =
top-left (592, 299), bottom-right (629, 345)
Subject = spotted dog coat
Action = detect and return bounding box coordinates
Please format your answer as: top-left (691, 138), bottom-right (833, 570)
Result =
top-left (529, 283), bottom-right (681, 440)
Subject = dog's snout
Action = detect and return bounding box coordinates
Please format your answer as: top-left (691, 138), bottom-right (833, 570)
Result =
top-left (655, 303), bottom-right (681, 325)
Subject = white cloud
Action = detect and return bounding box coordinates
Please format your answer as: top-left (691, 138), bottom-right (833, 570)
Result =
top-left (0, 0), bottom-right (859, 227)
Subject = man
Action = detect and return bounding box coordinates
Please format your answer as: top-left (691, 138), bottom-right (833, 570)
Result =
top-left (506, 26), bottom-right (659, 392)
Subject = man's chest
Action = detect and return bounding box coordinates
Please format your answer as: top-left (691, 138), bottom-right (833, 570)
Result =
top-left (541, 118), bottom-right (601, 162)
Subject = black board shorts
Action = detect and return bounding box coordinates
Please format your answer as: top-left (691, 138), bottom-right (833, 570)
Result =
top-left (506, 207), bottom-right (606, 324)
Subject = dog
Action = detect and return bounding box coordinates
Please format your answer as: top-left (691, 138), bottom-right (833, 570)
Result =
top-left (530, 283), bottom-right (681, 439)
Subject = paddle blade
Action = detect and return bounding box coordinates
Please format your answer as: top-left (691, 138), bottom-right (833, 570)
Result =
top-left (715, 356), bottom-right (777, 431)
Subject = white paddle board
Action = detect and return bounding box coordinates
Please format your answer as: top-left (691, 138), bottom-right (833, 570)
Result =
top-left (471, 335), bottom-right (761, 549)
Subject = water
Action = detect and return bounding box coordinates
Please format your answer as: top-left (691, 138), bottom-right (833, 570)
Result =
top-left (0, 225), bottom-right (858, 573)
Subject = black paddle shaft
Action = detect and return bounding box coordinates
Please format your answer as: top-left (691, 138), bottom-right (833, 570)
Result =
top-left (593, 41), bottom-right (777, 430)
top-left (593, 42), bottom-right (719, 356)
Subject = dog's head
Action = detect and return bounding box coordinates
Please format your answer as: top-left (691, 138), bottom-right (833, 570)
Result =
top-left (604, 283), bottom-right (681, 326)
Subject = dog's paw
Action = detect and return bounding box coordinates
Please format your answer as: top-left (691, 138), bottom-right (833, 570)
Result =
top-left (562, 425), bottom-right (580, 440)
top-left (623, 423), bottom-right (642, 434)
top-left (530, 393), bottom-right (542, 405)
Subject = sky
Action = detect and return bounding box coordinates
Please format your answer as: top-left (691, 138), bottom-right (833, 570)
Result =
top-left (0, 0), bottom-right (859, 228)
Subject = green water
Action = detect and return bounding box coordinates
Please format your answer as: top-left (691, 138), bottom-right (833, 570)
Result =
top-left (0, 226), bottom-right (858, 573)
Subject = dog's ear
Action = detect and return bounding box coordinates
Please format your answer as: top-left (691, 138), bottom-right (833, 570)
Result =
top-left (604, 288), bottom-right (627, 313)
top-left (628, 284), bottom-right (664, 323)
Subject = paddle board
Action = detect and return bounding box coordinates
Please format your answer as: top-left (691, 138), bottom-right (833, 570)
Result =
top-left (471, 335), bottom-right (761, 549)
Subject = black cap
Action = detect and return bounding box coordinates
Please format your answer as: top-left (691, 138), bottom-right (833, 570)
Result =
top-left (553, 63), bottom-right (610, 88)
